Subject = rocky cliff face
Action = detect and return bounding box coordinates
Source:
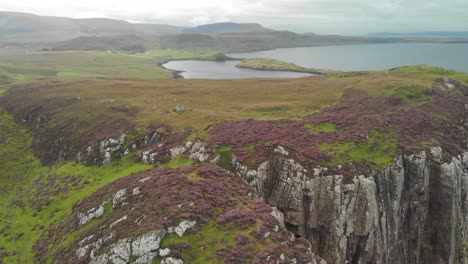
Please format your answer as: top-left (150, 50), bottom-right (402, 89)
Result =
top-left (230, 148), bottom-right (468, 264)
top-left (135, 131), bottom-right (468, 264)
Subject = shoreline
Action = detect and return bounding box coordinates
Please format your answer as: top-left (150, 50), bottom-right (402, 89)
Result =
top-left (235, 64), bottom-right (322, 75)
top-left (235, 58), bottom-right (329, 75)
top-left (157, 53), bottom-right (237, 79)
top-left (158, 61), bottom-right (185, 79)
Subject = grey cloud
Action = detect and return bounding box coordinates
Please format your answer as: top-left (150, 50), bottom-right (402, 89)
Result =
top-left (2, 0), bottom-right (467, 35)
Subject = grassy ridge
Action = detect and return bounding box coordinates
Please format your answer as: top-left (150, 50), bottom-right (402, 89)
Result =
top-left (236, 58), bottom-right (331, 75)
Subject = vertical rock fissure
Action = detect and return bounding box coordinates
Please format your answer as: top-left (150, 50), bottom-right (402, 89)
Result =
top-left (244, 148), bottom-right (468, 264)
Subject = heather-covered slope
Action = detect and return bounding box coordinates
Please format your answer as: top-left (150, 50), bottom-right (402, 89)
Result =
top-left (34, 164), bottom-right (318, 263)
top-left (1, 65), bottom-right (466, 169)
top-left (0, 63), bottom-right (467, 263)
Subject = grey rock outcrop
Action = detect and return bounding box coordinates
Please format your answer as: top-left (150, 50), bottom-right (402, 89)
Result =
top-left (76, 131), bottom-right (163, 165)
top-left (112, 189), bottom-right (128, 209)
top-left (76, 220), bottom-right (198, 264)
top-left (170, 146), bottom-right (186, 158)
top-left (76, 134), bottom-right (126, 165)
top-left (144, 131), bottom-right (162, 147)
top-left (167, 220), bottom-right (197, 237)
top-left (85, 230), bottom-right (166, 264)
top-left (78, 204), bottom-right (105, 226)
top-left (141, 140), bottom-right (210, 165)
top-left (229, 147), bottom-right (468, 264)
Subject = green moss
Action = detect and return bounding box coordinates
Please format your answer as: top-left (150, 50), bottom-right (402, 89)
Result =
top-left (161, 221), bottom-right (236, 263)
top-left (305, 123), bottom-right (336, 134)
top-left (463, 241), bottom-right (468, 258)
top-left (385, 84), bottom-right (431, 104)
top-left (249, 105), bottom-right (292, 119)
top-left (326, 71), bottom-right (361, 80)
top-left (389, 65), bottom-right (456, 77)
top-left (185, 172), bottom-right (204, 182)
top-left (214, 146), bottom-right (234, 170)
top-left (1, 66), bottom-right (58, 76)
top-left (241, 144), bottom-right (259, 167)
top-left (162, 155), bottom-right (193, 168)
top-left (422, 241), bottom-right (433, 250)
top-left (318, 130), bottom-right (397, 170)
top-left (421, 138), bottom-right (441, 151)
top-left (388, 65), bottom-right (468, 85)
top-left (160, 219), bottom-right (261, 263)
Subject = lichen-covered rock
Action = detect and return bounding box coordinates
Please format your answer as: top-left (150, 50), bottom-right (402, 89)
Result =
top-left (76, 134), bottom-right (127, 165)
top-left (141, 149), bottom-right (159, 164)
top-left (78, 204), bottom-right (105, 226)
top-left (170, 146), bottom-right (186, 158)
top-left (161, 257), bottom-right (183, 264)
top-left (271, 207), bottom-right (285, 228)
top-left (187, 141), bottom-right (210, 162)
top-left (131, 230), bottom-right (166, 257)
top-left (109, 215), bottom-right (127, 229)
top-left (168, 220), bottom-right (196, 237)
top-left (73, 130), bottom-right (166, 166)
top-left (159, 248), bottom-right (170, 257)
top-left (174, 104), bottom-right (186, 114)
top-left (112, 189), bottom-right (127, 209)
top-left (86, 230), bottom-right (165, 264)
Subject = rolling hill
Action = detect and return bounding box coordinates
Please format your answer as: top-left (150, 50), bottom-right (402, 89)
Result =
top-left (0, 11), bottom-right (186, 43)
top-left (185, 22), bottom-right (271, 34)
top-left (4, 11), bottom-right (467, 53)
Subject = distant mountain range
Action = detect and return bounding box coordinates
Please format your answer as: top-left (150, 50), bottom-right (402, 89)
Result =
top-left (0, 12), bottom-right (273, 43)
top-left (0, 11), bottom-right (189, 42)
top-left (2, 11), bottom-right (467, 53)
top-left (184, 22), bottom-right (270, 34)
top-left (369, 31), bottom-right (468, 38)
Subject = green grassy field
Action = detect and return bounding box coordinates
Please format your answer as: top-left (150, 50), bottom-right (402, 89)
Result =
top-left (318, 130), bottom-right (398, 170)
top-left (0, 49), bottom-right (222, 82)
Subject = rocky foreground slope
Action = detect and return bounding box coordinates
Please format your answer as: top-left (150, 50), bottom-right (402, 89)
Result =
top-left (33, 164), bottom-right (319, 263)
top-left (0, 66), bottom-right (467, 263)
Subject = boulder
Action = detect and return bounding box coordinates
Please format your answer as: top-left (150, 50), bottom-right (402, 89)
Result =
top-left (174, 104), bottom-right (186, 114)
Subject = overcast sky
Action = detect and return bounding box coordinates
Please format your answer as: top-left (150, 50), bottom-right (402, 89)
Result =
top-left (2, 0), bottom-right (468, 35)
